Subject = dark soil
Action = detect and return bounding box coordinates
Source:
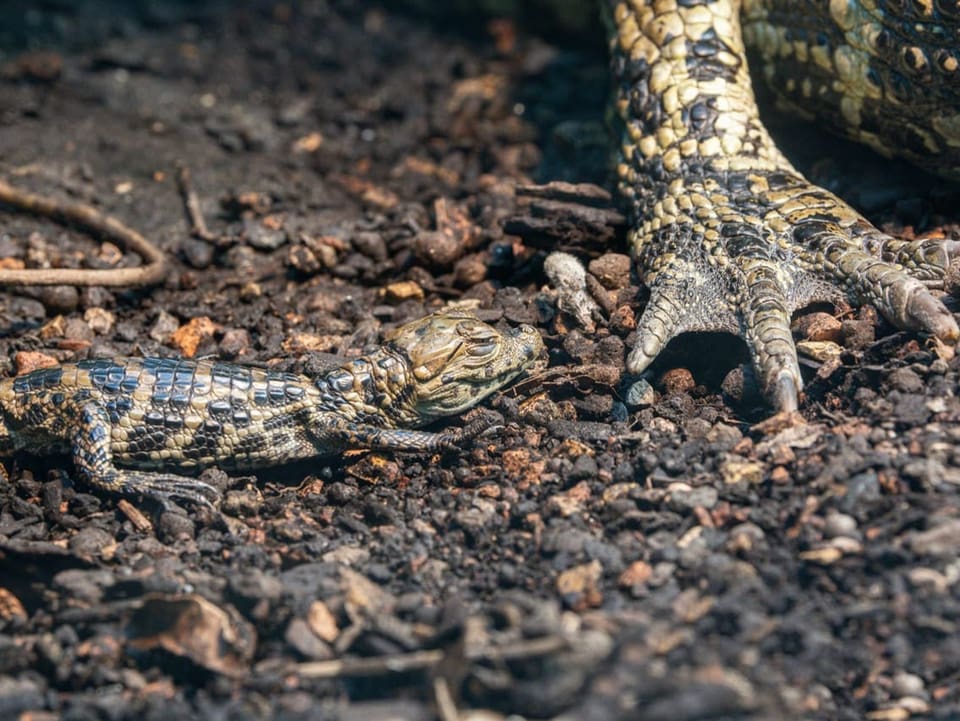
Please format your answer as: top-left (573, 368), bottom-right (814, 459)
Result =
top-left (1, 2), bottom-right (959, 720)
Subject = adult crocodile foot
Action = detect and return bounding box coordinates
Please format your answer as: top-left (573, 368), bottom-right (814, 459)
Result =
top-left (575, 0), bottom-right (960, 411)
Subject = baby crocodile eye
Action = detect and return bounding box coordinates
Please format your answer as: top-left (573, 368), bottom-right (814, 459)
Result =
top-left (467, 341), bottom-right (497, 357)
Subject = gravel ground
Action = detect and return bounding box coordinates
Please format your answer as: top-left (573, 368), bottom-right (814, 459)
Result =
top-left (0, 2), bottom-right (959, 720)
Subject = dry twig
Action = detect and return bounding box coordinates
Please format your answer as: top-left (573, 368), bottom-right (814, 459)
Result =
top-left (117, 499), bottom-right (154, 534)
top-left (294, 634), bottom-right (566, 679)
top-left (0, 178), bottom-right (167, 286)
top-left (174, 163), bottom-right (216, 241)
top-left (433, 677), bottom-right (461, 721)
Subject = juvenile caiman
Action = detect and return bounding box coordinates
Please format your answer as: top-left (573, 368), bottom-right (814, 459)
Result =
top-left (0, 311), bottom-right (542, 504)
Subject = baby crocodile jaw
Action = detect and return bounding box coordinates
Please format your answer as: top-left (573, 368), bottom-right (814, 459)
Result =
top-left (386, 310), bottom-right (544, 423)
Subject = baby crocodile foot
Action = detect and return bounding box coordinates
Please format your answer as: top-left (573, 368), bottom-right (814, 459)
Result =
top-left (69, 403), bottom-right (222, 508)
top-left (599, 0), bottom-right (959, 411)
top-left (100, 471), bottom-right (222, 509)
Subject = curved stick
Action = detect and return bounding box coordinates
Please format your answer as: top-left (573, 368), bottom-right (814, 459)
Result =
top-left (0, 178), bottom-right (167, 286)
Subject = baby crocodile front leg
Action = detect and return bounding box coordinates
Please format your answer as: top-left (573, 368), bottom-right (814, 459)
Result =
top-left (603, 0), bottom-right (958, 411)
top-left (0, 311), bottom-right (543, 506)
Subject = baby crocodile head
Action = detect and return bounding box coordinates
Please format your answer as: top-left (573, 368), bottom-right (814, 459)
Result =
top-left (385, 310), bottom-right (544, 422)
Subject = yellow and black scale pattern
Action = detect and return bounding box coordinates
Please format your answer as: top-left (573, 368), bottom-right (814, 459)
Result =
top-left (605, 0), bottom-right (959, 410)
top-left (0, 312), bottom-right (542, 503)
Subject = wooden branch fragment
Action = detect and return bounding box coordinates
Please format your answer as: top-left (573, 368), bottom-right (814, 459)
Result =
top-left (0, 178), bottom-right (167, 286)
top-left (433, 677), bottom-right (461, 721)
top-left (504, 182), bottom-right (625, 252)
top-left (294, 634), bottom-right (567, 679)
top-left (117, 499), bottom-right (154, 534)
top-left (515, 181), bottom-right (613, 207)
top-left (175, 163), bottom-right (216, 241)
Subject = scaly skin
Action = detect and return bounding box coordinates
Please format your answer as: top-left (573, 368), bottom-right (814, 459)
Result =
top-left (0, 311), bottom-right (543, 505)
top-left (604, 0), bottom-right (959, 411)
top-left (743, 0), bottom-right (960, 180)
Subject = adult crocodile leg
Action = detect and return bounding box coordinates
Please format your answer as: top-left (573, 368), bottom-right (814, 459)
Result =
top-left (601, 0), bottom-right (958, 411)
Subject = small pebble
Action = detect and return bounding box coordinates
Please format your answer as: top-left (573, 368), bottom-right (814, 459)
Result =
top-left (68, 527), bottom-right (114, 561)
top-left (240, 282), bottom-right (262, 301)
top-left (727, 522), bottom-right (765, 553)
top-left (587, 253), bottom-right (631, 289)
top-left (181, 237), bottom-right (214, 269)
top-left (285, 618), bottom-right (333, 660)
top-left (668, 483), bottom-right (718, 512)
top-left (64, 317), bottom-right (94, 342)
top-left (244, 218), bottom-right (287, 250)
top-left (908, 519), bottom-right (960, 557)
top-left (894, 696), bottom-right (931, 715)
top-left (608, 303), bottom-right (636, 333)
top-left (618, 560), bottom-right (652, 588)
top-left (305, 600), bottom-right (339, 643)
top-left (413, 229), bottom-right (461, 267)
top-left (769, 466), bottom-right (791, 484)
top-left (556, 560), bottom-right (603, 611)
top-left (381, 281), bottom-right (424, 303)
top-left (721, 367), bottom-right (745, 402)
top-left (562, 331), bottom-right (596, 364)
top-left (157, 511), bottom-right (196, 542)
top-left (453, 253), bottom-right (487, 287)
top-left (81, 286), bottom-right (114, 310)
top-left (170, 316), bottom-right (219, 357)
top-left (891, 672), bottom-right (926, 699)
top-left (794, 311), bottom-right (842, 342)
top-left (594, 334), bottom-right (625, 366)
top-left (706, 422), bottom-right (743, 449)
top-left (10, 297), bottom-right (46, 324)
top-left (683, 417), bottom-right (712, 439)
top-left (15, 351), bottom-right (59, 374)
top-left (659, 367), bottom-right (695, 394)
top-left (568, 454), bottom-right (599, 482)
top-left (887, 367), bottom-right (924, 393)
top-left (219, 328), bottom-right (251, 358)
top-left (721, 457), bottom-right (764, 485)
top-left (823, 511), bottom-right (858, 539)
top-left (150, 310), bottom-right (180, 342)
top-left (906, 567), bottom-right (949, 594)
top-left (797, 340), bottom-right (842, 362)
top-left (841, 318), bottom-right (874, 350)
top-left (826, 536), bottom-right (863, 554)
top-left (768, 443), bottom-right (796, 465)
top-left (353, 231), bottom-right (389, 262)
top-left (83, 307), bottom-right (115, 335)
top-left (648, 417), bottom-right (678, 435)
top-left (38, 285), bottom-right (79, 314)
top-left (287, 245), bottom-right (321, 274)
top-left (326, 482), bottom-right (358, 505)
